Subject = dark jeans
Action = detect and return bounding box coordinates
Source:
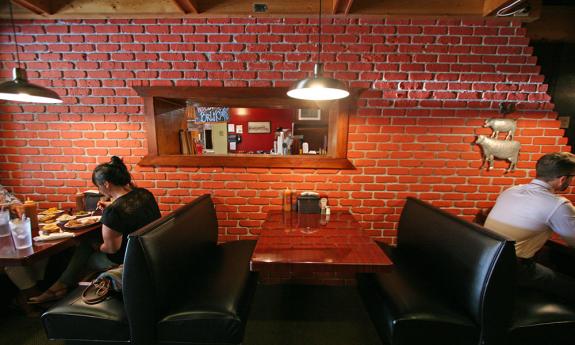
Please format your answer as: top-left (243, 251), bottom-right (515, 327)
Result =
top-left (516, 258), bottom-right (575, 304)
top-left (59, 239), bottom-right (116, 287)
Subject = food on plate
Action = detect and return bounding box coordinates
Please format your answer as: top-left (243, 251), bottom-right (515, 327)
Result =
top-left (64, 216), bottom-right (101, 229)
top-left (57, 214), bottom-right (76, 222)
top-left (73, 211), bottom-right (90, 216)
top-left (38, 213), bottom-right (56, 222)
top-left (39, 207), bottom-right (63, 215)
top-left (64, 219), bottom-right (83, 228)
top-left (41, 223), bottom-right (61, 234)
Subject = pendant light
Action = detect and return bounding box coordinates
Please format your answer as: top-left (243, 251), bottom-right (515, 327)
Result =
top-left (0, 2), bottom-right (62, 104)
top-left (287, 0), bottom-right (349, 101)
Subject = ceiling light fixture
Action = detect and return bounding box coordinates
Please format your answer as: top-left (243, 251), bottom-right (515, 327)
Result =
top-left (287, 0), bottom-right (349, 101)
top-left (0, 2), bottom-right (62, 104)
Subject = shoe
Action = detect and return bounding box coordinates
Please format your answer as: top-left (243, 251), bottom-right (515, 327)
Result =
top-left (27, 286), bottom-right (68, 305)
top-left (13, 292), bottom-right (42, 317)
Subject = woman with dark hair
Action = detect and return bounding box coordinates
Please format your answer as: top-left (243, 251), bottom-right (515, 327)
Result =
top-left (29, 156), bottom-right (161, 304)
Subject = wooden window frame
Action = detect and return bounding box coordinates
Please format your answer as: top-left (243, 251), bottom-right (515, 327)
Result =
top-left (134, 86), bottom-right (355, 169)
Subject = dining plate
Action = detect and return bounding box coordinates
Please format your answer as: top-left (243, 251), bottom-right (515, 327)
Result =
top-left (63, 216), bottom-right (101, 229)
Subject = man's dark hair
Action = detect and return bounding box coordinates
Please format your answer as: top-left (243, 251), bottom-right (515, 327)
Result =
top-left (535, 152), bottom-right (575, 181)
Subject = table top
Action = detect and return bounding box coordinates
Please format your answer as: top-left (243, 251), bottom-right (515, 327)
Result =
top-left (547, 236), bottom-right (574, 256)
top-left (549, 234), bottom-right (568, 246)
top-left (251, 210), bottom-right (392, 271)
top-left (0, 224), bottom-right (101, 266)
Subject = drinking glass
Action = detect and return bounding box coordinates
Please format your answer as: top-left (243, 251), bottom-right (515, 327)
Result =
top-left (10, 217), bottom-right (32, 249)
top-left (0, 209), bottom-right (10, 237)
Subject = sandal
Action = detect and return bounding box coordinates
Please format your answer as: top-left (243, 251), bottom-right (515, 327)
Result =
top-left (28, 286), bottom-right (68, 305)
top-left (81, 278), bottom-right (112, 305)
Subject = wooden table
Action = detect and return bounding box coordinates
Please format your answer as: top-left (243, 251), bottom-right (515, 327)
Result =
top-left (251, 211), bottom-right (392, 283)
top-left (0, 224), bottom-right (101, 266)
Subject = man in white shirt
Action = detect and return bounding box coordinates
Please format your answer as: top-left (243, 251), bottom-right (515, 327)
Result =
top-left (485, 152), bottom-right (575, 304)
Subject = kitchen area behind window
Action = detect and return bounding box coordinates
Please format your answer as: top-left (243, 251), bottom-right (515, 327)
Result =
top-left (185, 105), bottom-right (328, 156)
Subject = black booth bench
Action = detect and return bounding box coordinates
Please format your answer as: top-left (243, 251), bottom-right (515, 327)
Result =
top-left (42, 194), bottom-right (258, 345)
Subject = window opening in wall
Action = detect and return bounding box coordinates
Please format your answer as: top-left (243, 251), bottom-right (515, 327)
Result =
top-left (134, 86), bottom-right (355, 169)
top-left (180, 104), bottom-right (329, 156)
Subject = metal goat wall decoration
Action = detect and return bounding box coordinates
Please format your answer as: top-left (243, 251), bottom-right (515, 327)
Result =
top-left (475, 135), bottom-right (521, 172)
top-left (483, 118), bottom-right (517, 140)
top-left (476, 113), bottom-right (520, 173)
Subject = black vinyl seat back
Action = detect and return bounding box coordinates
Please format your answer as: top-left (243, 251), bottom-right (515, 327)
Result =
top-left (397, 197), bottom-right (516, 344)
top-left (122, 194), bottom-right (218, 345)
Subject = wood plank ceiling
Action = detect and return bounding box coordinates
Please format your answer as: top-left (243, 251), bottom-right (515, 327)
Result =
top-left (0, 0), bottom-right (541, 21)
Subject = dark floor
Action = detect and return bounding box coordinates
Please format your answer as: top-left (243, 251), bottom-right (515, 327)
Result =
top-left (244, 284), bottom-right (382, 345)
top-left (0, 284), bottom-right (382, 345)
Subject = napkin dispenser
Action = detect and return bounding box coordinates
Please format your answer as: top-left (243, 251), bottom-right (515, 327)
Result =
top-left (84, 191), bottom-right (103, 211)
top-left (297, 192), bottom-right (321, 214)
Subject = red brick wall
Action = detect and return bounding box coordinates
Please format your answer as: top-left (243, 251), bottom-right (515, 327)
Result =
top-left (0, 17), bottom-right (570, 244)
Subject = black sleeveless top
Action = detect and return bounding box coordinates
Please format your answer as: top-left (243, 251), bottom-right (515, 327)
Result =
top-left (101, 188), bottom-right (161, 264)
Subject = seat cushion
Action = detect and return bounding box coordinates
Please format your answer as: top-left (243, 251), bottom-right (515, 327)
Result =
top-left (508, 289), bottom-right (575, 345)
top-left (358, 271), bottom-right (478, 345)
top-left (157, 240), bottom-right (257, 344)
top-left (42, 287), bottom-right (129, 342)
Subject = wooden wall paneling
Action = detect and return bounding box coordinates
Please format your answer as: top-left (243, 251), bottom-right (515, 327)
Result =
top-left (153, 98), bottom-right (187, 155)
top-left (144, 97), bottom-right (159, 156)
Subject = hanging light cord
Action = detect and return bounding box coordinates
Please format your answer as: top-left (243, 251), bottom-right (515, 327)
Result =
top-left (8, 1), bottom-right (21, 68)
top-left (317, 0), bottom-right (322, 66)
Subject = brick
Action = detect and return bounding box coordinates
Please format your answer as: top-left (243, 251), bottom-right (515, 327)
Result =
top-left (0, 18), bottom-right (564, 254)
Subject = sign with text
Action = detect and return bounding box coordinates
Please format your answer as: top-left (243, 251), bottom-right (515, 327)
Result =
top-left (196, 107), bottom-right (230, 123)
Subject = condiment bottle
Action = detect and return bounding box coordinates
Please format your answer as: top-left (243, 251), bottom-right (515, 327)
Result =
top-left (283, 188), bottom-right (292, 212)
top-left (23, 198), bottom-right (38, 230)
top-left (75, 193), bottom-right (85, 212)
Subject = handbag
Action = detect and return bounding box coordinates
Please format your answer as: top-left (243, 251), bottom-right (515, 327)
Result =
top-left (81, 278), bottom-right (112, 304)
top-left (81, 265), bottom-right (123, 304)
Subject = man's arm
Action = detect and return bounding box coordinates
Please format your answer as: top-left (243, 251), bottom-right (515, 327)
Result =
top-left (548, 201), bottom-right (575, 248)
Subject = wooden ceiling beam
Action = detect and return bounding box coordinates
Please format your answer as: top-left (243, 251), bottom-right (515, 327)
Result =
top-left (350, 0), bottom-right (483, 16)
top-left (0, 0), bottom-right (548, 21)
top-left (172, 0), bottom-right (198, 14)
top-left (11, 0), bottom-right (54, 15)
top-left (331, 0), bottom-right (339, 14)
top-left (483, 0), bottom-right (519, 16)
top-left (332, 0), bottom-right (354, 14)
